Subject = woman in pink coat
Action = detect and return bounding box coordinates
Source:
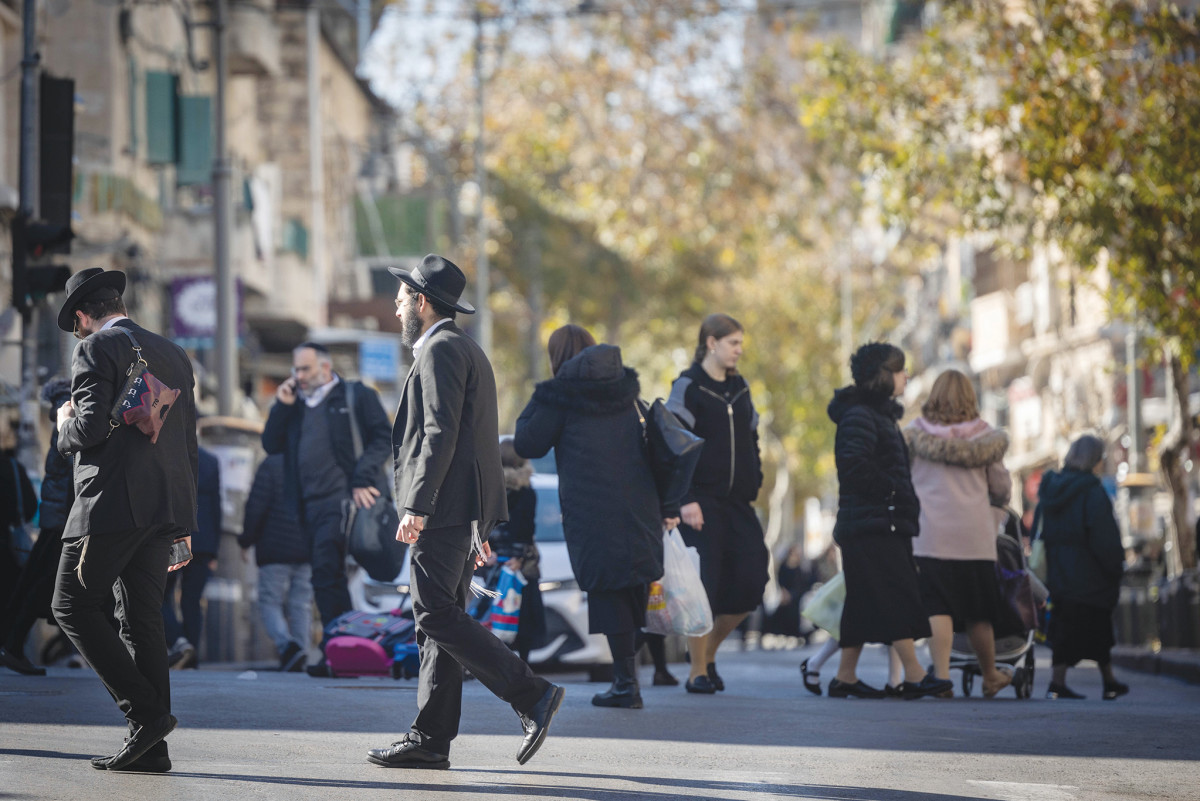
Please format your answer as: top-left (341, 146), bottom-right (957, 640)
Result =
top-left (905, 370), bottom-right (1013, 698)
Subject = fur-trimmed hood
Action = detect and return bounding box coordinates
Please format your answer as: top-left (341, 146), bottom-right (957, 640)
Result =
top-left (827, 385), bottom-right (903, 424)
top-left (531, 344), bottom-right (640, 416)
top-left (904, 416), bottom-right (1009, 468)
top-left (503, 462), bottom-right (533, 492)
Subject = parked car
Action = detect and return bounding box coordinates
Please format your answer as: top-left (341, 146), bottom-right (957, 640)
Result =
top-left (348, 459), bottom-right (613, 678)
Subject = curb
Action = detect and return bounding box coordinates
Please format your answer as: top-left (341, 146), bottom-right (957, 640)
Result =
top-left (1111, 646), bottom-right (1200, 685)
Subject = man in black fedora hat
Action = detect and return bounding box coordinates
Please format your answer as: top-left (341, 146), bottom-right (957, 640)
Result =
top-left (50, 267), bottom-right (199, 773)
top-left (366, 254), bottom-right (564, 770)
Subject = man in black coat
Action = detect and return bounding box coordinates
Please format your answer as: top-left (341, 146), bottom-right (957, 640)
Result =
top-left (366, 254), bottom-right (563, 771)
top-left (162, 445), bottom-right (221, 668)
top-left (261, 341), bottom-right (391, 628)
top-left (51, 268), bottom-right (198, 773)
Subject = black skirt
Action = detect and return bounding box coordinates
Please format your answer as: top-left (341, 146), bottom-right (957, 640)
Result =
top-left (678, 496), bottom-right (769, 616)
top-left (838, 531), bottom-right (931, 647)
top-left (1048, 598), bottom-right (1115, 666)
top-left (587, 584), bottom-right (649, 635)
top-left (915, 556), bottom-right (1001, 630)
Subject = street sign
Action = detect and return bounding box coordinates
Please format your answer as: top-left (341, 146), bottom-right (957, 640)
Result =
top-left (360, 337), bottom-right (399, 382)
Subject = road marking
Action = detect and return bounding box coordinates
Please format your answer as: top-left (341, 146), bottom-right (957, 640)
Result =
top-left (968, 780), bottom-right (1080, 801)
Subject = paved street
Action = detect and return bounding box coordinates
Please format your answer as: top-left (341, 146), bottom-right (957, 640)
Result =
top-left (1, 645), bottom-right (1197, 801)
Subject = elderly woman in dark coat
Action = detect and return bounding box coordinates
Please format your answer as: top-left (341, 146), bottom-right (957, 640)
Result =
top-left (1036, 435), bottom-right (1127, 700)
top-left (514, 325), bottom-right (678, 710)
top-left (827, 343), bottom-right (952, 700)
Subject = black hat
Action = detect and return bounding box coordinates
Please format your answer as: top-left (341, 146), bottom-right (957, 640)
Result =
top-left (389, 254), bottom-right (476, 315)
top-left (57, 268), bottom-right (127, 332)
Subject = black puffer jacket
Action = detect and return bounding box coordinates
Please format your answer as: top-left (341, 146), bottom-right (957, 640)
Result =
top-left (238, 454), bottom-right (309, 566)
top-left (665, 363), bottom-right (762, 504)
top-left (1036, 468), bottom-right (1124, 609)
top-left (38, 378), bottom-right (75, 530)
top-left (513, 345), bottom-right (664, 592)
top-left (828, 386), bottom-right (919, 540)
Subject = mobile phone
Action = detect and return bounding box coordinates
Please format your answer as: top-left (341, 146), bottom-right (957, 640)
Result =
top-left (168, 538), bottom-right (193, 567)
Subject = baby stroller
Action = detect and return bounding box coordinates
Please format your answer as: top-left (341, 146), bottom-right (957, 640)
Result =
top-left (949, 506), bottom-right (1045, 699)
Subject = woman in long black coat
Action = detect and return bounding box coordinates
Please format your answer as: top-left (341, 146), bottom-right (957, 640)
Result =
top-left (826, 343), bottom-right (952, 700)
top-left (514, 325), bottom-right (677, 709)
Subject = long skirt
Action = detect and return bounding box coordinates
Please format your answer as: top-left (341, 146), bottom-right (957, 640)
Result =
top-left (1048, 598), bottom-right (1115, 666)
top-left (587, 584), bottom-right (649, 635)
top-left (838, 531), bottom-right (931, 647)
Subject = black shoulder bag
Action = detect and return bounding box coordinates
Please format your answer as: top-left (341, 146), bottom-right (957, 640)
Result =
top-left (635, 398), bottom-right (705, 509)
top-left (342, 382), bottom-right (405, 582)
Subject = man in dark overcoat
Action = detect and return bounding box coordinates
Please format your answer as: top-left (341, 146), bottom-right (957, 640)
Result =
top-left (366, 254), bottom-right (563, 770)
top-left (51, 268), bottom-right (198, 773)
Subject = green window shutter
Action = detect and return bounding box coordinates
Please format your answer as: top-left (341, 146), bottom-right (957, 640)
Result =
top-left (145, 71), bottom-right (178, 165)
top-left (283, 218), bottom-right (308, 260)
top-left (128, 57), bottom-right (139, 156)
top-left (176, 96), bottom-right (213, 186)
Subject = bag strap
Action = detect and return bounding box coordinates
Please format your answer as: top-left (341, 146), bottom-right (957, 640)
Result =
top-left (108, 328), bottom-right (150, 436)
top-left (344, 380), bottom-right (363, 460)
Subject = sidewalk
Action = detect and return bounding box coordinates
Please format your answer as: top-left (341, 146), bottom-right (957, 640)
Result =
top-left (1111, 645), bottom-right (1200, 685)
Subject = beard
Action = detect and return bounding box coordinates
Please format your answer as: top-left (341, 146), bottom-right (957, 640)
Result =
top-left (400, 307), bottom-right (423, 348)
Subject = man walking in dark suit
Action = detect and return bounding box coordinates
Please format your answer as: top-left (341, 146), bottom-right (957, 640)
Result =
top-left (51, 268), bottom-right (198, 773)
top-left (366, 254), bottom-right (563, 770)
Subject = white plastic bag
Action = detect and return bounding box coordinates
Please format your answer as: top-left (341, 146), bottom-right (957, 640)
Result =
top-left (659, 528), bottom-right (713, 637)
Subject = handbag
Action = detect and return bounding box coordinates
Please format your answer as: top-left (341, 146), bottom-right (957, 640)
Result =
top-left (800, 572), bottom-right (846, 642)
top-left (108, 329), bottom-right (180, 444)
top-left (1028, 509), bottom-right (1048, 583)
top-left (635, 399), bottom-right (705, 508)
top-left (487, 564), bottom-right (526, 644)
top-left (342, 382), bottom-right (406, 583)
top-left (655, 528), bottom-right (713, 637)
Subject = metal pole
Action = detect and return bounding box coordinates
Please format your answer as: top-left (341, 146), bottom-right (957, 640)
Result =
top-left (357, 0), bottom-right (369, 63)
top-left (840, 249), bottom-right (853, 386)
top-left (473, 10), bottom-right (492, 358)
top-left (15, 0), bottom-right (41, 471)
top-left (307, 7), bottom-right (328, 328)
top-left (213, 0), bottom-right (237, 415)
top-left (1127, 326), bottom-right (1142, 472)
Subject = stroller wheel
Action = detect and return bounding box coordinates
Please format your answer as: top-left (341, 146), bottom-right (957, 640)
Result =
top-left (961, 671), bottom-right (974, 697)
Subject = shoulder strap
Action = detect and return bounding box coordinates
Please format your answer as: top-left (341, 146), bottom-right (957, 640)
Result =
top-left (344, 380), bottom-right (363, 459)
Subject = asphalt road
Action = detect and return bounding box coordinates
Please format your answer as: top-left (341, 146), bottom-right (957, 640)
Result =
top-left (1, 644), bottom-right (1197, 801)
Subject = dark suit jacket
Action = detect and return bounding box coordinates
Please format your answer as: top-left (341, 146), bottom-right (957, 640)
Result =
top-left (392, 321), bottom-right (507, 529)
top-left (58, 318), bottom-right (199, 541)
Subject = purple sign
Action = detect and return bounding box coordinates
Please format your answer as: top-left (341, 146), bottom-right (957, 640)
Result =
top-left (171, 276), bottom-right (243, 345)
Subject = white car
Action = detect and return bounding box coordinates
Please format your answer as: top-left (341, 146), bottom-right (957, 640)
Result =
top-left (348, 468), bottom-right (613, 678)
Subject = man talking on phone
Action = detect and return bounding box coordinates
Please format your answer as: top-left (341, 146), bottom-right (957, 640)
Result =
top-left (51, 268), bottom-right (198, 773)
top-left (262, 342), bottom-right (391, 637)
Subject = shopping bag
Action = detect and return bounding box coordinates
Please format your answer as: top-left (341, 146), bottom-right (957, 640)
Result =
top-left (1028, 511), bottom-right (1048, 583)
top-left (644, 580), bottom-right (672, 636)
top-left (487, 565), bottom-right (526, 644)
top-left (659, 528), bottom-right (713, 637)
top-left (800, 572), bottom-right (846, 642)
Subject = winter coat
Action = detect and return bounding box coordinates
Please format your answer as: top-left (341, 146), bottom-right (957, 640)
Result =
top-left (238, 454), bottom-right (310, 566)
top-left (905, 417), bottom-right (1011, 561)
top-left (262, 377), bottom-right (392, 515)
top-left (665, 363), bottom-right (763, 504)
top-left (513, 344), bottom-right (664, 593)
top-left (37, 379), bottom-right (75, 530)
top-left (1035, 468), bottom-right (1124, 609)
top-left (192, 448), bottom-right (222, 557)
top-left (828, 386), bottom-right (920, 540)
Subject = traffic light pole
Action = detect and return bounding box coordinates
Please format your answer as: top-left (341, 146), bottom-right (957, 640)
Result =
top-left (15, 0), bottom-right (41, 471)
top-left (213, 0), bottom-right (236, 416)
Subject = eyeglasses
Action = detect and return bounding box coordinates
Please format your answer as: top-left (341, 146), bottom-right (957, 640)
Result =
top-left (394, 298), bottom-right (404, 310)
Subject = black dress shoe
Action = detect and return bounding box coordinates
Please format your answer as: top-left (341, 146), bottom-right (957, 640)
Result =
top-left (93, 714), bottom-right (177, 771)
top-left (1102, 681), bottom-right (1129, 701)
top-left (900, 675), bottom-right (954, 700)
top-left (1046, 682), bottom-right (1086, 700)
top-left (706, 662), bottom-right (725, 692)
top-left (827, 678), bottom-right (886, 699)
top-left (652, 668), bottom-right (679, 687)
top-left (93, 741), bottom-right (171, 772)
top-left (884, 683), bottom-right (903, 698)
top-left (516, 684), bottom-right (565, 765)
top-left (0, 647), bottom-right (46, 676)
top-left (367, 735), bottom-right (450, 770)
top-left (684, 675), bottom-right (717, 694)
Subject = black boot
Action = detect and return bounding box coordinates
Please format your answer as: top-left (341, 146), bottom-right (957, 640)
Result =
top-left (592, 657), bottom-right (643, 709)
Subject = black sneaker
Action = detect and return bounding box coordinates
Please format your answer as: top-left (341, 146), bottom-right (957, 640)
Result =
top-left (1102, 681), bottom-right (1129, 701)
top-left (167, 638), bottom-right (196, 670)
top-left (1046, 682), bottom-right (1086, 700)
top-left (279, 641), bottom-right (306, 672)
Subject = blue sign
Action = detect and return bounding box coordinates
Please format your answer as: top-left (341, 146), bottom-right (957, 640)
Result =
top-left (360, 338), bottom-right (400, 382)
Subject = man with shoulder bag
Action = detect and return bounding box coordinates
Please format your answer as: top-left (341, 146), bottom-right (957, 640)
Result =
top-left (51, 268), bottom-right (198, 773)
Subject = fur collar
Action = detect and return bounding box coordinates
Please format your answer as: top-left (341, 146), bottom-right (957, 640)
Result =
top-left (504, 463), bottom-right (533, 491)
top-left (904, 420), bottom-right (1009, 468)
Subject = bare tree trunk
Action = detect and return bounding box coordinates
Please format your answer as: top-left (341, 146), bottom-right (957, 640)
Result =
top-left (1159, 349), bottom-right (1195, 575)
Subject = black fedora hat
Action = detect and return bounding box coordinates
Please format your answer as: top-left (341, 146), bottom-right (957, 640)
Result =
top-left (57, 268), bottom-right (127, 332)
top-left (389, 254), bottom-right (476, 315)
